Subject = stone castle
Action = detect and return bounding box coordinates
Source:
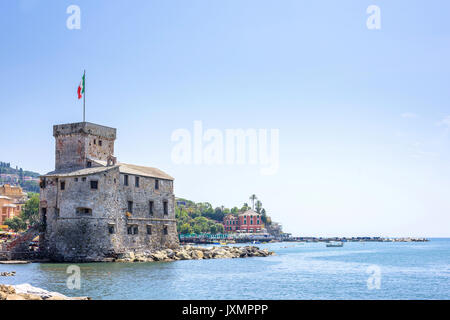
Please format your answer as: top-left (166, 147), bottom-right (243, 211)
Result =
top-left (39, 122), bottom-right (179, 262)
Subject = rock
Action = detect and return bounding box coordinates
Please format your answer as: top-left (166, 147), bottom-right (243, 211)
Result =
top-left (0, 284), bottom-right (15, 294)
top-left (212, 249), bottom-right (227, 257)
top-left (165, 249), bottom-right (175, 258)
top-left (45, 295), bottom-right (66, 300)
top-left (191, 250), bottom-right (204, 259)
top-left (0, 291), bottom-right (8, 300)
top-left (19, 293), bottom-right (42, 300)
top-left (176, 250), bottom-right (191, 260)
top-left (6, 294), bottom-right (26, 300)
top-left (151, 251), bottom-right (168, 261)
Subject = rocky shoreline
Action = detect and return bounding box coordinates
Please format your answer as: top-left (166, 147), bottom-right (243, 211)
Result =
top-left (0, 284), bottom-right (90, 300)
top-left (114, 245), bottom-right (275, 262)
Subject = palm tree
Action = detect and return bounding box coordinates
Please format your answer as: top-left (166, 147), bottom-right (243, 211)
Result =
top-left (255, 200), bottom-right (262, 213)
top-left (249, 194), bottom-right (258, 210)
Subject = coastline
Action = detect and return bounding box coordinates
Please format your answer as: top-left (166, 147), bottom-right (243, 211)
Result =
top-left (0, 284), bottom-right (90, 300)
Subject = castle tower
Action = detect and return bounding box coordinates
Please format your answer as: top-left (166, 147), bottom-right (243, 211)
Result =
top-left (53, 122), bottom-right (116, 170)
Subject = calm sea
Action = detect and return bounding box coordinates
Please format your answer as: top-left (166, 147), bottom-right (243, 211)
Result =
top-left (1, 239), bottom-right (449, 299)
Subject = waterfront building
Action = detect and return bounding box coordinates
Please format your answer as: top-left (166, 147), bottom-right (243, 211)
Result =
top-left (0, 195), bottom-right (22, 225)
top-left (39, 122), bottom-right (179, 262)
top-left (238, 210), bottom-right (263, 233)
top-left (0, 184), bottom-right (27, 202)
top-left (223, 214), bottom-right (239, 232)
top-left (222, 209), bottom-right (263, 233)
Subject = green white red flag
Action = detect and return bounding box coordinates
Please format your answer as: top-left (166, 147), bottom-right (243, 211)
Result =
top-left (77, 73), bottom-right (85, 99)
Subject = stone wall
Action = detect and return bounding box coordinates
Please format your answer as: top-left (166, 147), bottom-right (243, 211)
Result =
top-left (53, 122), bottom-right (116, 170)
top-left (40, 168), bottom-right (178, 262)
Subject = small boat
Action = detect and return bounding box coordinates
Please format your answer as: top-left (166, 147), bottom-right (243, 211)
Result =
top-left (220, 242), bottom-right (227, 245)
top-left (326, 241), bottom-right (344, 247)
top-left (252, 241), bottom-right (261, 244)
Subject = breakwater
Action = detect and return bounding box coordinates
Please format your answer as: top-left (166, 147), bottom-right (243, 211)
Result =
top-left (114, 245), bottom-right (275, 262)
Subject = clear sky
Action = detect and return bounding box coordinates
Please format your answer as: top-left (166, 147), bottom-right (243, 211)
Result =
top-left (1, 0), bottom-right (450, 237)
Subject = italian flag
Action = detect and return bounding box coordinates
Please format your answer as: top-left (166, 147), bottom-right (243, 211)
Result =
top-left (77, 73), bottom-right (85, 99)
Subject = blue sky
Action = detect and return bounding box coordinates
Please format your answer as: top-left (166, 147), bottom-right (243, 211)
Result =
top-left (1, 0), bottom-right (450, 236)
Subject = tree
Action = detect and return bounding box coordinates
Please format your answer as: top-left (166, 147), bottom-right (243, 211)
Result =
top-left (179, 223), bottom-right (193, 234)
top-left (249, 194), bottom-right (258, 210)
top-left (215, 223), bottom-right (224, 234)
top-left (241, 203), bottom-right (250, 212)
top-left (255, 200), bottom-right (262, 213)
top-left (261, 208), bottom-right (268, 223)
top-left (5, 216), bottom-right (27, 232)
top-left (22, 193), bottom-right (40, 225)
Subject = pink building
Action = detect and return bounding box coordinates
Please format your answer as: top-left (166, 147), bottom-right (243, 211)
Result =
top-left (223, 214), bottom-right (239, 232)
top-left (223, 209), bottom-right (263, 233)
top-left (238, 210), bottom-right (263, 233)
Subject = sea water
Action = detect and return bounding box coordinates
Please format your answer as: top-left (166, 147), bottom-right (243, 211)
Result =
top-left (1, 239), bottom-right (449, 299)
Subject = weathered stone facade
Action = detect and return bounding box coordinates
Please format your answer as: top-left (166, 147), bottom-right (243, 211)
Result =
top-left (39, 122), bottom-right (179, 262)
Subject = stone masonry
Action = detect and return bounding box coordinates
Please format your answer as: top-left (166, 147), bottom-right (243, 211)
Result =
top-left (39, 122), bottom-right (179, 262)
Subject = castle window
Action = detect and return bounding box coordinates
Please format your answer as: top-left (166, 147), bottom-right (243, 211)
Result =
top-left (163, 225), bottom-right (168, 235)
top-left (74, 178), bottom-right (78, 182)
top-left (147, 225), bottom-right (152, 235)
top-left (155, 179), bottom-right (159, 190)
top-left (135, 176), bottom-right (139, 187)
top-left (87, 161), bottom-right (92, 168)
top-left (41, 208), bottom-right (47, 228)
top-left (124, 175), bottom-right (129, 186)
top-left (149, 201), bottom-right (154, 215)
top-left (108, 225), bottom-right (115, 234)
top-left (76, 207), bottom-right (92, 216)
top-left (55, 208), bottom-right (60, 218)
top-left (99, 140), bottom-right (102, 146)
top-left (163, 200), bottom-right (168, 215)
top-left (94, 139), bottom-right (96, 145)
top-left (60, 181), bottom-right (65, 190)
top-left (82, 177), bottom-right (86, 182)
top-left (127, 201), bottom-right (133, 213)
top-left (126, 225), bottom-right (139, 235)
top-left (90, 181), bottom-right (98, 190)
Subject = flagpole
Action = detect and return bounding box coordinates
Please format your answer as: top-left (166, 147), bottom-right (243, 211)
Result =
top-left (83, 70), bottom-right (86, 122)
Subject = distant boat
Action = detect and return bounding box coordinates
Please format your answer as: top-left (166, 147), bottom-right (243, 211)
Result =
top-left (326, 241), bottom-right (344, 247)
top-left (252, 241), bottom-right (261, 244)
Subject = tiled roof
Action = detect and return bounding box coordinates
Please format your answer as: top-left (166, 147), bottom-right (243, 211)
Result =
top-left (42, 166), bottom-right (119, 178)
top-left (119, 163), bottom-right (174, 181)
top-left (238, 209), bottom-right (261, 216)
top-left (42, 161), bottom-right (173, 180)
